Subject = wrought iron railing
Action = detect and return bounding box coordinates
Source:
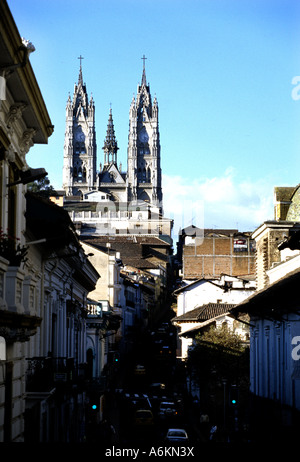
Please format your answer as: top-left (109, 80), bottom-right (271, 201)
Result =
top-left (25, 356), bottom-right (88, 392)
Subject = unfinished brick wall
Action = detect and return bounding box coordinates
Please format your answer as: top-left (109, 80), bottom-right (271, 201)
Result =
top-left (183, 234), bottom-right (255, 279)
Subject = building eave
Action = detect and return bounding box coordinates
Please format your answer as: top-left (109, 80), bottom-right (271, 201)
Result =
top-left (0, 0), bottom-right (54, 144)
top-left (231, 267), bottom-right (300, 320)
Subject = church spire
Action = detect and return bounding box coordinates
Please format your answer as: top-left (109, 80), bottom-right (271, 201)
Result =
top-left (103, 107), bottom-right (119, 166)
top-left (78, 55), bottom-right (84, 85)
top-left (141, 54), bottom-right (147, 86)
top-left (127, 57), bottom-right (163, 211)
top-left (63, 58), bottom-right (97, 196)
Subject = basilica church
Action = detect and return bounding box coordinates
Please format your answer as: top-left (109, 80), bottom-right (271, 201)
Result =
top-left (61, 58), bottom-right (172, 241)
top-left (63, 57), bottom-right (163, 209)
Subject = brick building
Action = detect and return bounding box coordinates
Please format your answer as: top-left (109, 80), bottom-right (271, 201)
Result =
top-left (176, 226), bottom-right (255, 280)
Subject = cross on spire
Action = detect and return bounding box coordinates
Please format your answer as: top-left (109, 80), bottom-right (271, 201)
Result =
top-left (141, 54), bottom-right (147, 70)
top-left (78, 55), bottom-right (84, 67)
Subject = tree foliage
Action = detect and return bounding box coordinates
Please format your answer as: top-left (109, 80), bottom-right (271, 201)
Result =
top-left (187, 324), bottom-right (249, 385)
top-left (27, 176), bottom-right (54, 196)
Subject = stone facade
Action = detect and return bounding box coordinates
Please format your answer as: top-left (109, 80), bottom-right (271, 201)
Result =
top-left (0, 0), bottom-right (53, 441)
top-left (274, 184), bottom-right (300, 221)
top-left (252, 221), bottom-right (300, 290)
top-left (253, 183), bottom-right (300, 291)
top-left (62, 58), bottom-right (163, 211)
top-left (62, 60), bottom-right (97, 196)
top-left (127, 60), bottom-right (162, 210)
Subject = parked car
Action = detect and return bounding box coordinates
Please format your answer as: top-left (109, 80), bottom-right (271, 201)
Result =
top-left (158, 401), bottom-right (177, 419)
top-left (134, 364), bottom-right (146, 375)
top-left (159, 345), bottom-right (172, 356)
top-left (165, 428), bottom-right (189, 444)
top-left (149, 382), bottom-right (166, 392)
top-left (134, 409), bottom-right (154, 426)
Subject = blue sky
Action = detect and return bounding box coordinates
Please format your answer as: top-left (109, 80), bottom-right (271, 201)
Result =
top-left (7, 0), bottom-right (300, 237)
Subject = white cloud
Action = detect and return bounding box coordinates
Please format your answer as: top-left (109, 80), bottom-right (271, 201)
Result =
top-left (162, 168), bottom-right (274, 239)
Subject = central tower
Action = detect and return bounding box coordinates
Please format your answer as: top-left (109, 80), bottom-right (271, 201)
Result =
top-left (127, 56), bottom-right (163, 212)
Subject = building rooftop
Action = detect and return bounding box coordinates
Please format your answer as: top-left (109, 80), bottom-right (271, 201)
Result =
top-left (173, 303), bottom-right (236, 323)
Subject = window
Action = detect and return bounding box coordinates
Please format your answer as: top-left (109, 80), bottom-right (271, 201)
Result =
top-left (7, 166), bottom-right (16, 237)
top-left (0, 336), bottom-right (5, 360)
top-left (233, 238), bottom-right (248, 252)
top-left (0, 160), bottom-right (2, 221)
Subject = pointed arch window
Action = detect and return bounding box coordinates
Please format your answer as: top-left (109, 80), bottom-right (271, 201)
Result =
top-left (78, 167), bottom-right (82, 182)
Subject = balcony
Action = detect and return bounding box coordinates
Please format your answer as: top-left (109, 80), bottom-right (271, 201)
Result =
top-left (26, 356), bottom-right (88, 393)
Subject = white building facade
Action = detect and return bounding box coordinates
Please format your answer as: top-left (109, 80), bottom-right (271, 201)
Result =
top-left (173, 275), bottom-right (255, 359)
top-left (0, 1), bottom-right (54, 441)
top-left (232, 231), bottom-right (300, 440)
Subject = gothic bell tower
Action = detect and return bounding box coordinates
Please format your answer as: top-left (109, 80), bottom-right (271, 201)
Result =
top-left (62, 57), bottom-right (97, 196)
top-left (127, 56), bottom-right (163, 211)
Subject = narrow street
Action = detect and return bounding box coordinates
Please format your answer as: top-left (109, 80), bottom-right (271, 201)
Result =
top-left (85, 318), bottom-right (210, 455)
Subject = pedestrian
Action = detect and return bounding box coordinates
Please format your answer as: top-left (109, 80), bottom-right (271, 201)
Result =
top-left (110, 422), bottom-right (117, 442)
top-left (209, 423), bottom-right (218, 442)
top-left (200, 412), bottom-right (210, 440)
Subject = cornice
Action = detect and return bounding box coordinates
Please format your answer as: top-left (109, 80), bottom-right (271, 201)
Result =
top-left (0, 0), bottom-right (54, 143)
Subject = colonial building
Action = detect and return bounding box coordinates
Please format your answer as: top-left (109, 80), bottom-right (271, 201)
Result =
top-left (0, 0), bottom-right (53, 441)
top-left (229, 184), bottom-right (300, 441)
top-left (0, 2), bottom-right (116, 442)
top-left (24, 193), bottom-right (100, 443)
top-left (231, 254), bottom-right (300, 441)
top-left (80, 234), bottom-right (173, 326)
top-left (253, 183), bottom-right (300, 290)
top-left (172, 274), bottom-right (255, 359)
top-left (252, 220), bottom-right (300, 290)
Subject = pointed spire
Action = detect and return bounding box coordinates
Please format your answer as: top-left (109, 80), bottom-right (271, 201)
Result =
top-left (141, 54), bottom-right (147, 85)
top-left (78, 55), bottom-right (84, 85)
top-left (103, 107), bottom-right (119, 165)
